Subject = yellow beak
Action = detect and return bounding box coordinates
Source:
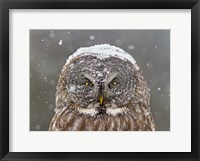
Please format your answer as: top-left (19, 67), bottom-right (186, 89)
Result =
top-left (99, 96), bottom-right (104, 105)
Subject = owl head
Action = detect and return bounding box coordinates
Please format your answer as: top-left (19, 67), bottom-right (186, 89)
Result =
top-left (55, 44), bottom-right (149, 118)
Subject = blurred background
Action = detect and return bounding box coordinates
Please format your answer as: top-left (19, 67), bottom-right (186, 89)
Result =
top-left (30, 30), bottom-right (170, 131)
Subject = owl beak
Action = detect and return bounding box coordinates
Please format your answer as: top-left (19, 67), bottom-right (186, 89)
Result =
top-left (99, 95), bottom-right (104, 105)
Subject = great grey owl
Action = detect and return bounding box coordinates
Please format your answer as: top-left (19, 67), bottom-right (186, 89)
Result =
top-left (49, 44), bottom-right (155, 131)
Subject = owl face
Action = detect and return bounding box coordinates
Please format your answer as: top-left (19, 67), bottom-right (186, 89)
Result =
top-left (66, 55), bottom-right (136, 116)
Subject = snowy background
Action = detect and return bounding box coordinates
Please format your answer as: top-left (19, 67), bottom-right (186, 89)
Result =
top-left (30, 30), bottom-right (170, 131)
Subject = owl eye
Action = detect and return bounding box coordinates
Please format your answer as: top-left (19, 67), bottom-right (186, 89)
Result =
top-left (108, 78), bottom-right (119, 88)
top-left (83, 78), bottom-right (94, 87)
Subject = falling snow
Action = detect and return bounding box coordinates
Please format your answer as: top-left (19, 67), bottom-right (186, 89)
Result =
top-left (146, 63), bottom-right (153, 69)
top-left (128, 45), bottom-right (135, 50)
top-left (115, 39), bottom-right (122, 46)
top-left (43, 77), bottom-right (47, 82)
top-left (69, 85), bottom-right (76, 92)
top-left (48, 104), bottom-right (54, 110)
top-left (58, 40), bottom-right (63, 45)
top-left (89, 35), bottom-right (95, 40)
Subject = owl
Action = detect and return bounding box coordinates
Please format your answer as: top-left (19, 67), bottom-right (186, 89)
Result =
top-left (49, 44), bottom-right (155, 131)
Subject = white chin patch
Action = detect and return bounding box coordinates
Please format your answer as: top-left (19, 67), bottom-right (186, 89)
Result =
top-left (106, 108), bottom-right (124, 116)
top-left (79, 108), bottom-right (97, 116)
top-left (79, 103), bottom-right (125, 117)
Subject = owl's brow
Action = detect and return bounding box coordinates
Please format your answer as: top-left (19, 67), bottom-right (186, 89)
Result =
top-left (84, 73), bottom-right (95, 83)
top-left (107, 72), bottom-right (119, 84)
